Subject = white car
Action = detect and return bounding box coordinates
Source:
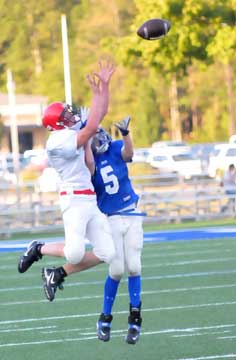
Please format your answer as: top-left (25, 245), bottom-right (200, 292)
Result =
top-left (147, 151), bottom-right (203, 179)
top-left (132, 148), bottom-right (151, 163)
top-left (151, 140), bottom-right (190, 154)
top-left (208, 143), bottom-right (236, 178)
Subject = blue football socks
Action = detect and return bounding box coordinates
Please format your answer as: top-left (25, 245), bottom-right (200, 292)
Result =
top-left (128, 275), bottom-right (141, 308)
top-left (103, 276), bottom-right (120, 315)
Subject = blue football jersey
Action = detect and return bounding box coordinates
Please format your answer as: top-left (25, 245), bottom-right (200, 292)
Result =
top-left (92, 140), bottom-right (139, 215)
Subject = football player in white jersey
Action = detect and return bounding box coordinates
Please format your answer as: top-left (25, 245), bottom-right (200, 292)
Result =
top-left (85, 118), bottom-right (143, 345)
top-left (18, 60), bottom-right (116, 302)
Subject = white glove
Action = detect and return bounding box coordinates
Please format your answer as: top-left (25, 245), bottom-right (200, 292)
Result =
top-left (114, 116), bottom-right (131, 136)
top-left (80, 106), bottom-right (90, 125)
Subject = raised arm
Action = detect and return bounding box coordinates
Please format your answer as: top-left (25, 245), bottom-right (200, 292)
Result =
top-left (77, 60), bottom-right (115, 148)
top-left (114, 116), bottom-right (134, 162)
top-left (93, 59), bottom-right (115, 118)
top-left (84, 139), bottom-right (95, 175)
top-left (121, 133), bottom-right (134, 162)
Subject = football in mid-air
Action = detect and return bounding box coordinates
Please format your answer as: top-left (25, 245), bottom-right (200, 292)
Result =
top-left (137, 18), bottom-right (171, 40)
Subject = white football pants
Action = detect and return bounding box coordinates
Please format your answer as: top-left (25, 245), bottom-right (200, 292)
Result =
top-left (60, 194), bottom-right (115, 265)
top-left (107, 214), bottom-right (143, 280)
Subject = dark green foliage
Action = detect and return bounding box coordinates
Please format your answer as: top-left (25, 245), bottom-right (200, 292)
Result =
top-left (0, 0), bottom-right (235, 146)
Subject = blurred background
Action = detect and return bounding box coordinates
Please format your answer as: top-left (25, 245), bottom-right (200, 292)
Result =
top-left (0, 0), bottom-right (236, 237)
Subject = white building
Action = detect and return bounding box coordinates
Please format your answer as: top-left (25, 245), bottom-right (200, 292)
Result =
top-left (0, 93), bottom-right (48, 153)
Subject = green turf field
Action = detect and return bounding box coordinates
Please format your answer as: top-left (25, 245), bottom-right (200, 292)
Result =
top-left (1, 237), bottom-right (236, 360)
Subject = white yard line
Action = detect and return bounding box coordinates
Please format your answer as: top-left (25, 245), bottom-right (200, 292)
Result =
top-left (172, 330), bottom-right (231, 337)
top-left (2, 256), bottom-right (236, 279)
top-left (0, 325), bottom-right (56, 333)
top-left (1, 300), bottom-right (236, 326)
top-left (0, 329), bottom-right (236, 351)
top-left (1, 283), bottom-right (236, 306)
top-left (175, 354), bottom-right (236, 360)
top-left (143, 248), bottom-right (232, 259)
top-left (1, 269), bottom-right (236, 293)
top-left (142, 257), bottom-right (236, 267)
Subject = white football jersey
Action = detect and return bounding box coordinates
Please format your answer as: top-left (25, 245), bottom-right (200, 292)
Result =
top-left (46, 129), bottom-right (94, 191)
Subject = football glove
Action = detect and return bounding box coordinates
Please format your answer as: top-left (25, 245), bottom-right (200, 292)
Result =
top-left (80, 106), bottom-right (90, 125)
top-left (114, 116), bottom-right (131, 136)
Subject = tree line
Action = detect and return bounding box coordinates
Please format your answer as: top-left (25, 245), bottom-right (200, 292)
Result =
top-left (0, 0), bottom-right (235, 146)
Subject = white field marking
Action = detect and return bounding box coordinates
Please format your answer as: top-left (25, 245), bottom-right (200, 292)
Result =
top-left (41, 327), bottom-right (94, 334)
top-left (1, 237), bottom-right (234, 261)
top-left (0, 238), bottom-right (227, 259)
top-left (143, 241), bottom-right (229, 252)
top-left (143, 269), bottom-right (236, 280)
top-left (42, 324), bottom-right (236, 336)
top-left (172, 330), bottom-right (231, 337)
top-left (218, 335), bottom-right (236, 339)
top-left (0, 246), bottom-right (233, 271)
top-left (81, 329), bottom-right (126, 336)
top-left (0, 336), bottom-right (98, 347)
top-left (3, 255), bottom-right (236, 281)
top-left (145, 239), bottom-right (225, 246)
top-left (0, 294), bottom-right (102, 306)
top-left (8, 246), bottom-right (228, 267)
top-left (2, 269), bottom-right (236, 293)
top-left (143, 248), bottom-right (232, 259)
top-left (0, 325), bottom-right (56, 333)
top-left (1, 300), bottom-right (236, 326)
top-left (42, 328), bottom-right (126, 336)
top-left (1, 331), bottom-right (236, 349)
top-left (142, 257), bottom-right (236, 268)
top-left (2, 283), bottom-right (236, 307)
top-left (143, 301), bottom-right (236, 312)
top-left (175, 354), bottom-right (236, 360)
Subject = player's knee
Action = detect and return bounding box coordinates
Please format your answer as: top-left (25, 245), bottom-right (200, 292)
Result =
top-left (94, 235), bottom-right (115, 264)
top-left (126, 258), bottom-right (141, 276)
top-left (64, 243), bottom-right (85, 264)
top-left (109, 260), bottom-right (125, 279)
top-left (96, 249), bottom-right (115, 264)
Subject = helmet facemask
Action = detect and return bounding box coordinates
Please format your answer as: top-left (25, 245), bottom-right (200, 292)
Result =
top-left (92, 128), bottom-right (112, 154)
top-left (58, 105), bottom-right (82, 129)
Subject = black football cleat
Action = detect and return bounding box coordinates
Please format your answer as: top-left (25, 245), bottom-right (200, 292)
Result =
top-left (126, 324), bottom-right (141, 345)
top-left (18, 240), bottom-right (44, 273)
top-left (97, 313), bottom-right (113, 342)
top-left (42, 267), bottom-right (65, 302)
top-left (125, 303), bottom-right (142, 345)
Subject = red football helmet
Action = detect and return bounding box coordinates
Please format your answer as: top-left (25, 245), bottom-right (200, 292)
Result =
top-left (42, 102), bottom-right (80, 131)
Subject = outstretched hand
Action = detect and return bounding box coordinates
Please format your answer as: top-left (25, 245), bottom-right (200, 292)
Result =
top-left (86, 73), bottom-right (101, 94)
top-left (95, 59), bottom-right (116, 85)
top-left (87, 59), bottom-right (116, 93)
top-left (114, 116), bottom-right (131, 136)
top-left (80, 106), bottom-right (90, 124)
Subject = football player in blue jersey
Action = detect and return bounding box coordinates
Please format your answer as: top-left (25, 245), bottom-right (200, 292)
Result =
top-left (85, 117), bottom-right (144, 345)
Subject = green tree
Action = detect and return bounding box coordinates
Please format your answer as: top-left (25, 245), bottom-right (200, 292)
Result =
top-left (207, 21), bottom-right (236, 137)
top-left (113, 0), bottom-right (236, 142)
top-left (0, 0), bottom-right (236, 146)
